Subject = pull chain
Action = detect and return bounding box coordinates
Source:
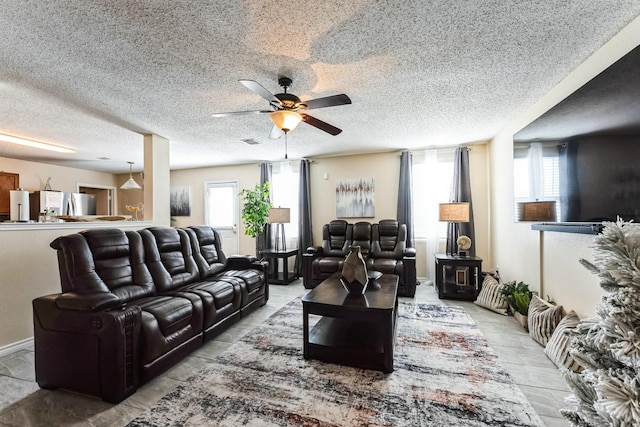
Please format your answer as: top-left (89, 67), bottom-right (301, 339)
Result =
top-left (284, 132), bottom-right (288, 159)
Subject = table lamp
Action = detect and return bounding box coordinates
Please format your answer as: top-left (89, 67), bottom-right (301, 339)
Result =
top-left (268, 207), bottom-right (290, 251)
top-left (439, 202), bottom-right (471, 257)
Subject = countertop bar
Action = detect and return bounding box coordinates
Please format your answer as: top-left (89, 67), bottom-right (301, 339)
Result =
top-left (0, 221), bottom-right (152, 231)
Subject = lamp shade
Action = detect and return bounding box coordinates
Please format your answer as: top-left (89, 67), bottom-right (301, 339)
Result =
top-left (268, 207), bottom-right (290, 223)
top-left (270, 111), bottom-right (302, 132)
top-left (120, 162), bottom-right (142, 190)
top-left (439, 202), bottom-right (470, 222)
top-left (517, 201), bottom-right (557, 222)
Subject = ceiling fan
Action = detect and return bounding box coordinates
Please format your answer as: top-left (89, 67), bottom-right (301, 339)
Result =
top-left (212, 77), bottom-right (351, 139)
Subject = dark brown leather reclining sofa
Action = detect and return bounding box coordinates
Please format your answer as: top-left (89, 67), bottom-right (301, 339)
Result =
top-left (302, 219), bottom-right (417, 297)
top-left (32, 225), bottom-right (268, 403)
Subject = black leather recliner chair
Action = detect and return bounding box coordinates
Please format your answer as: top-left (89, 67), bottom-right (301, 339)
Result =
top-left (302, 219), bottom-right (417, 297)
top-left (303, 219), bottom-right (352, 288)
top-left (367, 219), bottom-right (417, 297)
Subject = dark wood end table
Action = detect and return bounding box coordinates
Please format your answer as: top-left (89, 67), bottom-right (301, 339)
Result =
top-left (435, 254), bottom-right (483, 300)
top-left (301, 273), bottom-right (399, 373)
top-left (259, 249), bottom-right (298, 285)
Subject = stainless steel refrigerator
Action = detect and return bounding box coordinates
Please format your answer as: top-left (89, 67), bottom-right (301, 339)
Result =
top-left (30, 191), bottom-right (97, 219)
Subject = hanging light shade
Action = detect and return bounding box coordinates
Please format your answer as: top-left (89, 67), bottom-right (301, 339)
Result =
top-left (120, 161), bottom-right (142, 190)
top-left (270, 110), bottom-right (302, 132)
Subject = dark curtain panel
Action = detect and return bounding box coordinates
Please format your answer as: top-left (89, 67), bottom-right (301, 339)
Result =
top-left (296, 159), bottom-right (313, 275)
top-left (256, 162), bottom-right (273, 257)
top-left (397, 151), bottom-right (415, 248)
top-left (559, 140), bottom-right (580, 222)
top-left (446, 147), bottom-right (476, 256)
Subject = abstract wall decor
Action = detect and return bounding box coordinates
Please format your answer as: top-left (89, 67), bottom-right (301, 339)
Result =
top-left (336, 178), bottom-right (374, 218)
top-left (170, 186), bottom-right (191, 216)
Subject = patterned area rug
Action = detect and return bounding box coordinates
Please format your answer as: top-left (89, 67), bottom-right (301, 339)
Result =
top-left (127, 300), bottom-right (543, 426)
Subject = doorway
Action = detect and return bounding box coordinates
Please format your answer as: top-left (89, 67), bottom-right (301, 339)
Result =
top-left (204, 180), bottom-right (239, 255)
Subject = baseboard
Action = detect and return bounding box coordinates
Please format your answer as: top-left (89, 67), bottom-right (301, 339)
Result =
top-left (0, 337), bottom-right (34, 358)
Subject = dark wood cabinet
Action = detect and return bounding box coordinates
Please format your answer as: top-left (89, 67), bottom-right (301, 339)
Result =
top-left (0, 172), bottom-right (19, 217)
top-left (435, 254), bottom-right (482, 300)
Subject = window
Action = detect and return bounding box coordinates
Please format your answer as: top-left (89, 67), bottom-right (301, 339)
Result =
top-left (271, 161), bottom-right (299, 248)
top-left (412, 149), bottom-right (455, 239)
top-left (412, 148), bottom-right (455, 283)
top-left (204, 181), bottom-right (237, 230)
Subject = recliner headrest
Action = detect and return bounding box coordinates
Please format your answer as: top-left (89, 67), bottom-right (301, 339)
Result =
top-left (328, 219), bottom-right (348, 235)
top-left (378, 219), bottom-right (399, 236)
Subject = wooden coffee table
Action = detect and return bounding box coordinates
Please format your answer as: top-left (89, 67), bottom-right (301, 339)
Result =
top-left (301, 273), bottom-right (399, 373)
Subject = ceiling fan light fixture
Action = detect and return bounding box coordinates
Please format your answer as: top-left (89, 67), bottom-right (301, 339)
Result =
top-left (121, 161), bottom-right (142, 190)
top-left (270, 110), bottom-right (302, 132)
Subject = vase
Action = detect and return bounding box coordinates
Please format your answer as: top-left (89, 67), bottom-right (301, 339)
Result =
top-left (341, 245), bottom-right (368, 294)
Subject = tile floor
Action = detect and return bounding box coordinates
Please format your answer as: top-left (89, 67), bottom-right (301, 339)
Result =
top-left (0, 280), bottom-right (570, 426)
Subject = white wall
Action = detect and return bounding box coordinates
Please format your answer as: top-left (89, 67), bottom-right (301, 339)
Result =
top-left (490, 15), bottom-right (640, 319)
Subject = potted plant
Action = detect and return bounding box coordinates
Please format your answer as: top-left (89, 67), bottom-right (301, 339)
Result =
top-left (500, 281), bottom-right (536, 329)
top-left (239, 182), bottom-right (272, 253)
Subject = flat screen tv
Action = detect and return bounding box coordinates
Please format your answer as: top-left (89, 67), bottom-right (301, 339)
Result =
top-left (513, 43), bottom-right (640, 227)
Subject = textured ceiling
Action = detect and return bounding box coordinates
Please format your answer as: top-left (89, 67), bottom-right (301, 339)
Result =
top-left (0, 1), bottom-right (639, 173)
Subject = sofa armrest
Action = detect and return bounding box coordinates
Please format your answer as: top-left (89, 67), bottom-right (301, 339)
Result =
top-left (33, 295), bottom-right (142, 403)
top-left (302, 248), bottom-right (322, 289)
top-left (55, 292), bottom-right (123, 312)
top-left (226, 255), bottom-right (264, 270)
top-left (403, 247), bottom-right (416, 258)
top-left (402, 251), bottom-right (417, 297)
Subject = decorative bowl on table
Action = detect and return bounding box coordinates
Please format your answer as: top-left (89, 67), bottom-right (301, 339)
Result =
top-left (340, 277), bottom-right (368, 295)
top-left (367, 270), bottom-right (383, 291)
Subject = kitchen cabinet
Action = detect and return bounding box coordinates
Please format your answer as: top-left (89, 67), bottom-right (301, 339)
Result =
top-left (0, 172), bottom-right (19, 217)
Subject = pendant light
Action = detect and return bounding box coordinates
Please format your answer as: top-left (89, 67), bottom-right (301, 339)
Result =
top-left (120, 161), bottom-right (142, 190)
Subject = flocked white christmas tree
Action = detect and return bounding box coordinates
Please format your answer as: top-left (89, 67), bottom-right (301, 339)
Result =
top-left (561, 219), bottom-right (640, 426)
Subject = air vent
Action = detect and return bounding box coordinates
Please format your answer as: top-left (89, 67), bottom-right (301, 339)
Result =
top-left (241, 138), bottom-right (260, 145)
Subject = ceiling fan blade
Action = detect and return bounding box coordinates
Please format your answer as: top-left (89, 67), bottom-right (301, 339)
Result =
top-left (239, 79), bottom-right (281, 105)
top-left (302, 94), bottom-right (351, 110)
top-left (211, 110), bottom-right (271, 117)
top-left (269, 125), bottom-right (284, 140)
top-left (301, 114), bottom-right (342, 135)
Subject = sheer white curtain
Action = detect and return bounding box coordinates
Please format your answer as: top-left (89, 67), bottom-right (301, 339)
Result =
top-left (271, 160), bottom-right (300, 249)
top-left (528, 142), bottom-right (544, 200)
top-left (413, 149), bottom-right (453, 285)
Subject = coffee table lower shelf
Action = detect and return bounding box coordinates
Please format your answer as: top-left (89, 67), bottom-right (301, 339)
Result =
top-left (306, 317), bottom-right (391, 372)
